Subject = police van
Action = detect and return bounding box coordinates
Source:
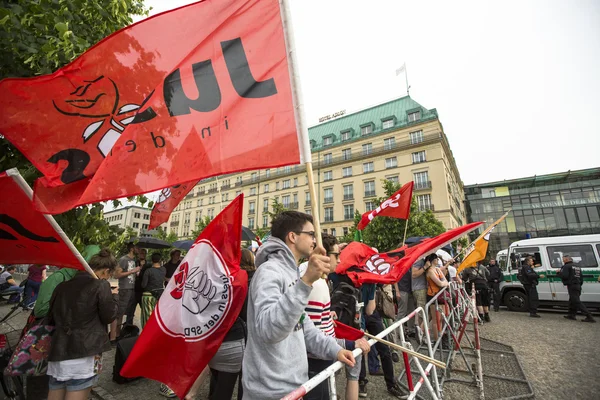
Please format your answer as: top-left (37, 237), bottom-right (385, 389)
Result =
top-left (496, 234), bottom-right (600, 312)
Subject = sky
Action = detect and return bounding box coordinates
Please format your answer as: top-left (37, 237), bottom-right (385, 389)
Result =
top-left (133, 0), bottom-right (599, 192)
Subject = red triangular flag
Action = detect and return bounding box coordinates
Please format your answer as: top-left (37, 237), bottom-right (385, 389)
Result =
top-left (148, 180), bottom-right (197, 230)
top-left (357, 182), bottom-right (414, 230)
top-left (121, 194), bottom-right (248, 398)
top-left (334, 320), bottom-right (365, 341)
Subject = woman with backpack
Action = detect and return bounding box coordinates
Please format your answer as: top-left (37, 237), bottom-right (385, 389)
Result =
top-left (460, 262), bottom-right (492, 322)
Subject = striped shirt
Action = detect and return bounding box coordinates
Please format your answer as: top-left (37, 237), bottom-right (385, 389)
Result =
top-left (299, 263), bottom-right (335, 337)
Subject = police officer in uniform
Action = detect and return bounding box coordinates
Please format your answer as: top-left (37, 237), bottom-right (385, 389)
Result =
top-left (557, 255), bottom-right (596, 323)
top-left (487, 259), bottom-right (503, 312)
top-left (520, 256), bottom-right (541, 318)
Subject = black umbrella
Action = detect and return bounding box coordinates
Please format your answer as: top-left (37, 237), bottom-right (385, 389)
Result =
top-left (172, 239), bottom-right (194, 251)
top-left (128, 237), bottom-right (171, 249)
top-left (241, 225), bottom-right (257, 241)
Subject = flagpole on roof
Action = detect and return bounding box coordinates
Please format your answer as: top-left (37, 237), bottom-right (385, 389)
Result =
top-left (279, 0), bottom-right (324, 248)
top-left (404, 63), bottom-right (410, 96)
top-left (6, 168), bottom-right (97, 279)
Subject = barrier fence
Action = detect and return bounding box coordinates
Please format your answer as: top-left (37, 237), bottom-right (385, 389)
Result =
top-left (282, 282), bottom-right (484, 400)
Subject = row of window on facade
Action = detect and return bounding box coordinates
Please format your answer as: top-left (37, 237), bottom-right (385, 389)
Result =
top-left (132, 223), bottom-right (149, 230)
top-left (322, 135), bottom-right (425, 164)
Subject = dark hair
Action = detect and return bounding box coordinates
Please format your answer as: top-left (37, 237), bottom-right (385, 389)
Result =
top-left (151, 253), bottom-right (162, 264)
top-left (240, 248), bottom-right (256, 271)
top-left (271, 211), bottom-right (314, 242)
top-left (89, 248), bottom-right (117, 272)
top-left (425, 253), bottom-right (439, 263)
top-left (322, 233), bottom-right (338, 254)
top-left (126, 243), bottom-right (135, 252)
top-left (6, 265), bottom-right (16, 272)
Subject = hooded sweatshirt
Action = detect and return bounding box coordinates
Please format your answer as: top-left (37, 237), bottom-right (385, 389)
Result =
top-left (242, 237), bottom-right (342, 400)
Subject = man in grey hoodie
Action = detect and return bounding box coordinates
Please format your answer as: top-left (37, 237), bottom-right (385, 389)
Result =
top-left (242, 211), bottom-right (356, 399)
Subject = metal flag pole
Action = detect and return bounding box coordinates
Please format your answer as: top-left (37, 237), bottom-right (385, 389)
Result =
top-left (6, 168), bottom-right (98, 279)
top-left (405, 63), bottom-right (410, 96)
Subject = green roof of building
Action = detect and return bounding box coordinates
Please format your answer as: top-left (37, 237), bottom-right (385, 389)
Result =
top-left (307, 96), bottom-right (439, 151)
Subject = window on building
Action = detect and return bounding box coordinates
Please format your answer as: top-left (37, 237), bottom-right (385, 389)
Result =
top-left (343, 227), bottom-right (349, 236)
top-left (142, 224), bottom-right (148, 230)
top-left (248, 217), bottom-right (255, 229)
top-left (282, 195), bottom-right (290, 208)
top-left (196, 211), bottom-right (202, 222)
top-left (197, 199), bottom-right (202, 207)
top-left (305, 192), bottom-right (311, 205)
top-left (362, 143), bottom-right (372, 156)
top-left (385, 157), bottom-right (397, 169)
top-left (143, 214), bottom-right (149, 220)
top-left (382, 119), bottom-right (394, 129)
top-left (417, 194), bottom-right (432, 211)
top-left (341, 131), bottom-right (351, 141)
top-left (294, 178), bottom-right (298, 187)
top-left (262, 199), bottom-right (268, 212)
top-left (133, 222), bottom-right (139, 228)
top-left (331, 228), bottom-right (336, 237)
top-left (323, 153), bottom-right (332, 165)
top-left (412, 151), bottom-right (426, 163)
top-left (236, 190), bottom-right (241, 196)
top-left (364, 181), bottom-right (376, 197)
top-left (547, 245), bottom-right (598, 269)
top-left (344, 204), bottom-right (354, 220)
top-left (365, 201), bottom-right (375, 211)
top-left (414, 171), bottom-right (430, 189)
top-left (283, 179), bottom-right (291, 189)
top-left (408, 111), bottom-right (421, 122)
top-left (342, 166), bottom-right (353, 177)
top-left (363, 162), bottom-right (374, 173)
top-left (250, 187), bottom-right (257, 195)
top-left (383, 137), bottom-right (396, 150)
top-left (134, 212), bottom-right (140, 218)
top-left (265, 169), bottom-right (270, 178)
top-left (324, 207), bottom-right (334, 222)
top-left (276, 182), bottom-right (280, 190)
top-left (208, 208), bottom-right (214, 218)
top-left (324, 188), bottom-right (333, 203)
top-left (293, 192), bottom-right (298, 204)
top-left (263, 215), bottom-right (269, 228)
top-left (284, 166), bottom-right (291, 173)
top-left (324, 171), bottom-right (333, 181)
top-left (409, 130), bottom-right (424, 144)
top-left (251, 172), bottom-right (258, 182)
top-left (184, 213), bottom-right (191, 224)
top-left (249, 201), bottom-right (255, 214)
top-left (342, 148), bottom-right (352, 160)
top-left (264, 184), bottom-right (269, 193)
top-left (323, 136), bottom-right (333, 146)
top-left (343, 184), bottom-right (354, 200)
top-left (361, 125), bottom-right (373, 136)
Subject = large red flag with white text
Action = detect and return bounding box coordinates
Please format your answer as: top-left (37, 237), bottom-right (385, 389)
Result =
top-left (0, 0), bottom-right (301, 214)
top-left (357, 182), bottom-right (414, 230)
top-left (121, 194), bottom-right (248, 398)
top-left (0, 169), bottom-right (84, 270)
top-left (336, 221), bottom-right (484, 285)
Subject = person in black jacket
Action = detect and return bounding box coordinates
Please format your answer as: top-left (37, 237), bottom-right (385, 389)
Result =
top-left (520, 256), bottom-right (541, 318)
top-left (557, 255), bottom-right (596, 323)
top-left (487, 259), bottom-right (503, 312)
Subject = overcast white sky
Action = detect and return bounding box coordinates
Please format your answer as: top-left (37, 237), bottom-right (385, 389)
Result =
top-left (137, 0), bottom-right (599, 188)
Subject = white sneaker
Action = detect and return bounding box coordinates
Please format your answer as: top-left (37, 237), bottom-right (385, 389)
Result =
top-left (159, 384), bottom-right (177, 398)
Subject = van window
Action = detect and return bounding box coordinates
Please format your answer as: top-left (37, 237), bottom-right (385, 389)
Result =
top-left (547, 245), bottom-right (598, 269)
top-left (510, 247), bottom-right (542, 269)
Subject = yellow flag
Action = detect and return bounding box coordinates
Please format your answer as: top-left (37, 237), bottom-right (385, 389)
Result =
top-left (457, 230), bottom-right (492, 273)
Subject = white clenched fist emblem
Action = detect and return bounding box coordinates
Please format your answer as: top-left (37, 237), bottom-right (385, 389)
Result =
top-left (183, 266), bottom-right (217, 315)
top-left (365, 254), bottom-right (391, 275)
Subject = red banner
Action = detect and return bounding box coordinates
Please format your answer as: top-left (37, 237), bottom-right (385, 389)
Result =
top-left (336, 222), bottom-right (483, 285)
top-left (148, 180), bottom-right (197, 230)
top-left (0, 169), bottom-right (84, 269)
top-left (121, 194), bottom-right (248, 398)
top-left (0, 0), bottom-right (299, 214)
top-left (334, 320), bottom-right (364, 341)
top-left (357, 182), bottom-right (414, 230)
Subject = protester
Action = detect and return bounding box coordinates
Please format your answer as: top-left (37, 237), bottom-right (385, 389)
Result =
top-left (110, 244), bottom-right (140, 343)
top-left (242, 211), bottom-right (355, 400)
top-left (394, 266), bottom-right (416, 339)
top-left (446, 259), bottom-right (462, 284)
top-left (163, 249), bottom-right (182, 286)
top-left (133, 248), bottom-right (152, 325)
top-left (557, 255), bottom-right (595, 323)
top-left (425, 254), bottom-right (450, 347)
top-left (140, 253), bottom-right (166, 327)
top-left (23, 264), bottom-right (47, 309)
top-left (207, 248), bottom-right (256, 400)
top-left (461, 262), bottom-right (492, 322)
top-left (411, 259), bottom-right (428, 343)
top-left (518, 256), bottom-right (541, 318)
top-left (487, 259), bottom-right (503, 312)
top-left (47, 249), bottom-right (119, 400)
top-left (300, 233), bottom-right (370, 400)
top-left (0, 265), bottom-right (24, 303)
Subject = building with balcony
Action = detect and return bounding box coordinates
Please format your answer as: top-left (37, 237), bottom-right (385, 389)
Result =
top-left (103, 205), bottom-right (156, 236)
top-left (464, 167), bottom-right (600, 258)
top-left (168, 95), bottom-right (467, 239)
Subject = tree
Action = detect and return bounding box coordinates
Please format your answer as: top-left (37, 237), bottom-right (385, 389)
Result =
top-left (191, 216), bottom-right (213, 239)
top-left (341, 180), bottom-right (446, 252)
top-left (0, 1), bottom-right (150, 250)
top-left (266, 198), bottom-right (289, 221)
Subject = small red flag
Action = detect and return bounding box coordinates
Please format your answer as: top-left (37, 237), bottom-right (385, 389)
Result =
top-left (357, 182), bottom-right (414, 230)
top-left (148, 180), bottom-right (197, 230)
top-left (336, 222), bottom-right (484, 285)
top-left (121, 194), bottom-right (248, 398)
top-left (334, 320), bottom-right (364, 341)
top-left (0, 0), bottom-right (300, 214)
top-left (0, 169), bottom-right (83, 270)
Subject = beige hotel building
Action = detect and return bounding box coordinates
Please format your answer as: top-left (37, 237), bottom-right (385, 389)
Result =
top-left (167, 96), bottom-right (467, 239)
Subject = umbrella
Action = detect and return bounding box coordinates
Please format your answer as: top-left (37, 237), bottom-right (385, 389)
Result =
top-left (241, 226), bottom-right (257, 241)
top-left (172, 239), bottom-right (194, 251)
top-left (128, 237), bottom-right (171, 249)
top-left (436, 249), bottom-right (453, 262)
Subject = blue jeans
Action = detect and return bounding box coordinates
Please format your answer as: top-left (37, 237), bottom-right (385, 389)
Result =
top-left (1, 286), bottom-right (24, 302)
top-left (24, 280), bottom-right (41, 307)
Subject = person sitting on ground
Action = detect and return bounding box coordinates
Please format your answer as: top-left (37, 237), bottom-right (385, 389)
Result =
top-left (47, 249), bottom-right (119, 400)
top-left (0, 265), bottom-right (24, 303)
top-left (140, 253), bottom-right (166, 327)
top-left (242, 211), bottom-right (355, 400)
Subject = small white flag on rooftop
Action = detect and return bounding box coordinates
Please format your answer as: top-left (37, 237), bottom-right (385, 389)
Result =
top-left (396, 63), bottom-right (406, 76)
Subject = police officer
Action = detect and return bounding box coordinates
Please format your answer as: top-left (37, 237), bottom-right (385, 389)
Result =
top-left (520, 256), bottom-right (541, 318)
top-left (487, 259), bottom-right (503, 312)
top-left (557, 255), bottom-right (596, 323)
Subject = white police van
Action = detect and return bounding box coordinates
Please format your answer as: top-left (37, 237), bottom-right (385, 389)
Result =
top-left (496, 234), bottom-right (600, 312)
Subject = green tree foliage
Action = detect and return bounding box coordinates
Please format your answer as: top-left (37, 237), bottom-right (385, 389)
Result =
top-left (0, 0), bottom-right (149, 251)
top-left (191, 216), bottom-right (213, 239)
top-left (266, 198), bottom-right (289, 221)
top-left (342, 180), bottom-right (446, 252)
top-left (152, 226), bottom-right (180, 258)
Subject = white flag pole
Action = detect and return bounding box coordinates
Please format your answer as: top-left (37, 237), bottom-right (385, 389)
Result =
top-left (6, 168), bottom-right (98, 279)
top-left (404, 63), bottom-right (410, 96)
top-left (279, 0), bottom-right (323, 248)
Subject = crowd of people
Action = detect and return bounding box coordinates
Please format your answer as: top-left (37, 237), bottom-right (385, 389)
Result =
top-left (1, 211), bottom-right (595, 400)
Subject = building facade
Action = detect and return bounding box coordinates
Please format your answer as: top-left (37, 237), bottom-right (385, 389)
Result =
top-left (168, 96), bottom-right (467, 239)
top-left (464, 168), bottom-right (600, 258)
top-left (103, 205), bottom-right (154, 236)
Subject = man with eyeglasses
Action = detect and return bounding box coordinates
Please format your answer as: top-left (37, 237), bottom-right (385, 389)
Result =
top-left (242, 211), bottom-right (356, 400)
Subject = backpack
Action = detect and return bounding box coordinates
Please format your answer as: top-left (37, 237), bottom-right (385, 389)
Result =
top-left (375, 284), bottom-right (396, 319)
top-left (330, 282), bottom-right (362, 329)
top-left (113, 335), bottom-right (141, 384)
top-left (517, 266), bottom-right (528, 285)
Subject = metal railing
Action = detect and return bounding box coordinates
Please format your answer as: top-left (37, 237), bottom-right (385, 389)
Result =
top-left (343, 194), bottom-right (354, 201)
top-left (364, 190), bottom-right (376, 198)
top-left (323, 198), bottom-right (334, 204)
top-left (415, 181), bottom-right (432, 190)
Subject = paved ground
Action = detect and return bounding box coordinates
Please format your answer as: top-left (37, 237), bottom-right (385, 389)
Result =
top-left (1, 295), bottom-right (599, 399)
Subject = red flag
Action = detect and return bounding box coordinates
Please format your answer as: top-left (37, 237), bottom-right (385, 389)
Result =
top-left (357, 182), bottom-right (414, 230)
top-left (334, 320), bottom-right (364, 341)
top-left (336, 222), bottom-right (483, 285)
top-left (0, 169), bottom-right (84, 270)
top-left (148, 180), bottom-right (197, 230)
top-left (0, 0), bottom-right (300, 214)
top-left (120, 194), bottom-right (248, 398)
